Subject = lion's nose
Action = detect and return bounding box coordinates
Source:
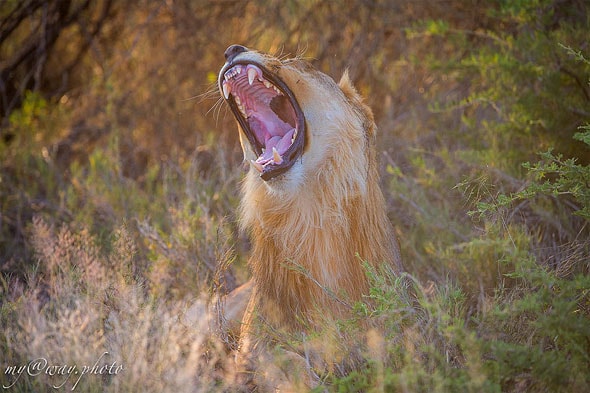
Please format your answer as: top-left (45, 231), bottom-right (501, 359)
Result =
top-left (224, 44), bottom-right (248, 62)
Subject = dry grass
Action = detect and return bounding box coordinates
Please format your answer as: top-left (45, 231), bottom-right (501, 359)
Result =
top-left (1, 217), bottom-right (234, 392)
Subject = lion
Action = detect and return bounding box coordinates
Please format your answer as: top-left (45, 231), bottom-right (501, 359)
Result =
top-left (217, 44), bottom-right (402, 390)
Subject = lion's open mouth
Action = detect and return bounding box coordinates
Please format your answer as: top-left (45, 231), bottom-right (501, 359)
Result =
top-left (219, 62), bottom-right (305, 181)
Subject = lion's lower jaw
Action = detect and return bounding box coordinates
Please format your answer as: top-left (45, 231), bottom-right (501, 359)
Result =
top-left (247, 159), bottom-right (306, 196)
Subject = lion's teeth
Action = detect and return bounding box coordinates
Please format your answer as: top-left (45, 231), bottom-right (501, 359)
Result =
top-left (262, 80), bottom-right (282, 95)
top-left (222, 82), bottom-right (231, 99)
top-left (247, 68), bottom-right (257, 85)
top-left (233, 95), bottom-right (246, 116)
top-left (272, 147), bottom-right (283, 164)
top-left (250, 160), bottom-right (263, 173)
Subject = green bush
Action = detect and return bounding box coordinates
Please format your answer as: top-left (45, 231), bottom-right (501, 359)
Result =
top-left (323, 1), bottom-right (590, 391)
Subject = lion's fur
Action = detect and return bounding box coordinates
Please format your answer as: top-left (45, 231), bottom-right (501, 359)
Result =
top-left (221, 48), bottom-right (402, 388)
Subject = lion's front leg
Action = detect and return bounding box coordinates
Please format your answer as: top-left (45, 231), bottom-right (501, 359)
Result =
top-left (234, 290), bottom-right (320, 392)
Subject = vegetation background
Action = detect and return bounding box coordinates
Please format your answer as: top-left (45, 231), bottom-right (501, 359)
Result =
top-left (1, 0), bottom-right (588, 391)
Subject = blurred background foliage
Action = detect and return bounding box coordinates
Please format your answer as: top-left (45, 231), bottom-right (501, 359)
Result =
top-left (0, 0), bottom-right (589, 391)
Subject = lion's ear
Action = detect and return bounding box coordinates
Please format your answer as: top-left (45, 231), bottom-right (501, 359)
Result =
top-left (338, 70), bottom-right (359, 100)
top-left (338, 70), bottom-right (376, 137)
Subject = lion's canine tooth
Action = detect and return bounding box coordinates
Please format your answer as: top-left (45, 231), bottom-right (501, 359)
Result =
top-left (250, 160), bottom-right (263, 173)
top-left (247, 68), bottom-right (257, 85)
top-left (222, 82), bottom-right (231, 99)
top-left (272, 147), bottom-right (283, 164)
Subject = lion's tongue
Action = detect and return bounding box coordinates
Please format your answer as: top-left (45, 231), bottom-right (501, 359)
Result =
top-left (256, 128), bottom-right (295, 165)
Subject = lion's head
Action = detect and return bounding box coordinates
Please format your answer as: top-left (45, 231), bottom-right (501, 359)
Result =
top-left (218, 44), bottom-right (374, 196)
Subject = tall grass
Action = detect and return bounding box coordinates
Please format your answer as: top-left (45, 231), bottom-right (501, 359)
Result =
top-left (1, 217), bottom-right (230, 392)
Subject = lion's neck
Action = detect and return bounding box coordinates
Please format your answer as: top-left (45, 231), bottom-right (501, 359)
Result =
top-left (240, 165), bottom-right (398, 330)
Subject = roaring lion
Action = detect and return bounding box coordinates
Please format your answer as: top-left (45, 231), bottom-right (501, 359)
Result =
top-left (217, 44), bottom-right (402, 389)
